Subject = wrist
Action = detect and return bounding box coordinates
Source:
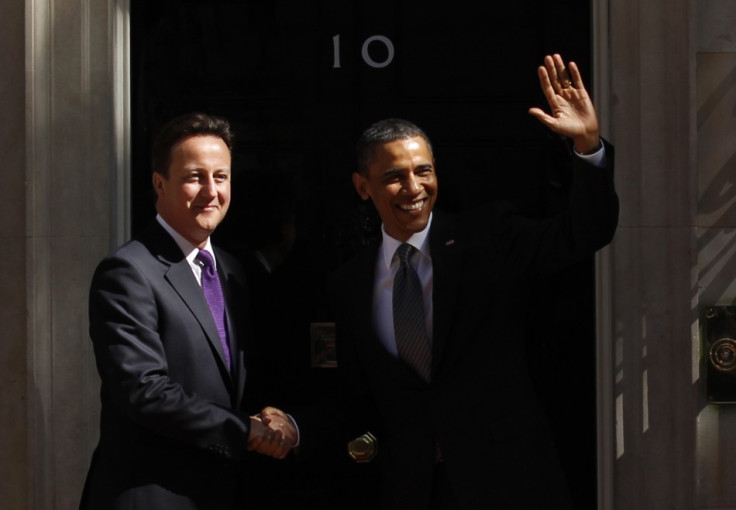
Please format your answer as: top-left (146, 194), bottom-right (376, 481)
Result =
top-left (574, 136), bottom-right (602, 155)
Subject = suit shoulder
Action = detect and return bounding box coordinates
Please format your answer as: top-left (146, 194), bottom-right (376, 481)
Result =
top-left (90, 239), bottom-right (160, 289)
top-left (213, 245), bottom-right (241, 269)
top-left (106, 237), bottom-right (152, 260)
top-left (97, 220), bottom-right (177, 265)
top-left (93, 238), bottom-right (151, 271)
top-left (432, 204), bottom-right (510, 240)
top-left (91, 223), bottom-right (181, 284)
top-left (213, 245), bottom-right (247, 284)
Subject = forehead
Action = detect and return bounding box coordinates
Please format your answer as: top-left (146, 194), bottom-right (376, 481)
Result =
top-left (369, 136), bottom-right (432, 168)
top-left (170, 135), bottom-right (230, 164)
top-left (172, 134), bottom-right (226, 152)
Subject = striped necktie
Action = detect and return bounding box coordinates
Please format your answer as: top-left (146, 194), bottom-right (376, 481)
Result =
top-left (393, 243), bottom-right (431, 382)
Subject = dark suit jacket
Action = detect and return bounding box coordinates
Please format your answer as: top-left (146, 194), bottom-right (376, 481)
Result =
top-left (80, 220), bottom-right (252, 510)
top-left (329, 143), bottom-right (618, 509)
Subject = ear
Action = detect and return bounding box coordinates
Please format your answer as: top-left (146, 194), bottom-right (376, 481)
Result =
top-left (152, 172), bottom-right (165, 198)
top-left (352, 172), bottom-right (370, 201)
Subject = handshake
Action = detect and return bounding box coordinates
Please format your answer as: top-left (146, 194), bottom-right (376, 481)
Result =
top-left (247, 406), bottom-right (298, 460)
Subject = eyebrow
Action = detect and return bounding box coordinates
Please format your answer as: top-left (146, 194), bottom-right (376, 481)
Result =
top-left (380, 168), bottom-right (406, 180)
top-left (181, 166), bottom-right (231, 172)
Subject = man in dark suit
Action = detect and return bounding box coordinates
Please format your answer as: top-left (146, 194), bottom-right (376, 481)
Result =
top-left (328, 54), bottom-right (619, 508)
top-left (80, 113), bottom-right (298, 510)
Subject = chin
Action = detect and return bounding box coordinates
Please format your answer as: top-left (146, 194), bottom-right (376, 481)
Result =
top-left (410, 218), bottom-right (430, 231)
top-left (193, 222), bottom-right (218, 236)
top-left (196, 214), bottom-right (223, 228)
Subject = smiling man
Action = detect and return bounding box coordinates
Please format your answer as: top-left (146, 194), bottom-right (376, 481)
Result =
top-left (80, 113), bottom-right (297, 510)
top-left (152, 132), bottom-right (232, 246)
top-left (329, 54), bottom-right (619, 509)
top-left (352, 133), bottom-right (438, 242)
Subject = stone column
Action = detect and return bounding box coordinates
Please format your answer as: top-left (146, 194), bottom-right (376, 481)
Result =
top-left (7, 0), bottom-right (127, 508)
top-left (597, 0), bottom-right (699, 508)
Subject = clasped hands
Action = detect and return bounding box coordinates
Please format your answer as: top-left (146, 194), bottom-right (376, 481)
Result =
top-left (248, 406), bottom-right (298, 460)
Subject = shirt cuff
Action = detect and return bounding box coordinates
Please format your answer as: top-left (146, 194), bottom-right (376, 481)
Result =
top-left (573, 140), bottom-right (605, 167)
top-left (287, 413), bottom-right (301, 448)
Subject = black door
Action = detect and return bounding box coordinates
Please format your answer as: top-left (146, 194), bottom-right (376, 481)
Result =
top-left (131, 2), bottom-right (597, 508)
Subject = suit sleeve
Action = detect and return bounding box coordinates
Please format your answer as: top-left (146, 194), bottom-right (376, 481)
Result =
top-left (89, 253), bottom-right (251, 461)
top-left (489, 139), bottom-right (619, 279)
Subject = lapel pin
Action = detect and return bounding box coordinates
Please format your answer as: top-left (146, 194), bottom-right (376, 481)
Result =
top-left (445, 239), bottom-right (455, 246)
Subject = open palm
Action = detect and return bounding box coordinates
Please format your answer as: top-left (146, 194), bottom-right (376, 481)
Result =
top-left (529, 54), bottom-right (600, 153)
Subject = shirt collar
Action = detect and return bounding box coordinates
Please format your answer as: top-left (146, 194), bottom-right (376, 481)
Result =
top-left (379, 213), bottom-right (432, 271)
top-left (156, 214), bottom-right (215, 267)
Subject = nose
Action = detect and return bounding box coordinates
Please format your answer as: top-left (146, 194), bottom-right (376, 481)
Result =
top-left (404, 173), bottom-right (422, 195)
top-left (201, 175), bottom-right (218, 199)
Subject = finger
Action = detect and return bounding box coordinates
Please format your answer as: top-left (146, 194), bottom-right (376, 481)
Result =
top-left (552, 54), bottom-right (572, 89)
top-left (528, 107), bottom-right (545, 120)
top-left (568, 61), bottom-right (584, 90)
top-left (268, 440), bottom-right (289, 459)
top-left (261, 406), bottom-right (287, 420)
top-left (536, 66), bottom-right (559, 107)
top-left (537, 65), bottom-right (552, 91)
top-left (274, 441), bottom-right (288, 459)
top-left (255, 442), bottom-right (277, 457)
top-left (255, 434), bottom-right (282, 457)
top-left (247, 436), bottom-right (264, 451)
top-left (544, 55), bottom-right (562, 93)
top-left (528, 108), bottom-right (559, 132)
top-left (274, 441), bottom-right (291, 459)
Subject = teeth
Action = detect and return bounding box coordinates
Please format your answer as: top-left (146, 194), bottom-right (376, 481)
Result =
top-left (399, 201), bottom-right (424, 211)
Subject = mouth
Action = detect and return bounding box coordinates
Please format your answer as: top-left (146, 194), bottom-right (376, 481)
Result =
top-left (397, 198), bottom-right (427, 213)
top-left (195, 204), bottom-right (219, 213)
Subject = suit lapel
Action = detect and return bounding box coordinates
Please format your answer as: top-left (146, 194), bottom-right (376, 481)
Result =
top-left (428, 211), bottom-right (463, 376)
top-left (164, 261), bottom-right (233, 376)
top-left (213, 249), bottom-right (247, 402)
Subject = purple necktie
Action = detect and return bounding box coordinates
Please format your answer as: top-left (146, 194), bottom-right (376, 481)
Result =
top-left (393, 243), bottom-right (431, 382)
top-left (196, 250), bottom-right (231, 370)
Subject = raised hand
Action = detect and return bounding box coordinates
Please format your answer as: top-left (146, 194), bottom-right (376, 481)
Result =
top-left (528, 53), bottom-right (600, 153)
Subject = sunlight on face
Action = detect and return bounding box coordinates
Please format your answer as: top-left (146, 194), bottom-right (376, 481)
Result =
top-left (154, 135), bottom-right (232, 247)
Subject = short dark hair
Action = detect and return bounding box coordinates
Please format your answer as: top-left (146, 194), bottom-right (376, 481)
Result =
top-left (355, 118), bottom-right (433, 176)
top-left (151, 112), bottom-right (233, 178)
